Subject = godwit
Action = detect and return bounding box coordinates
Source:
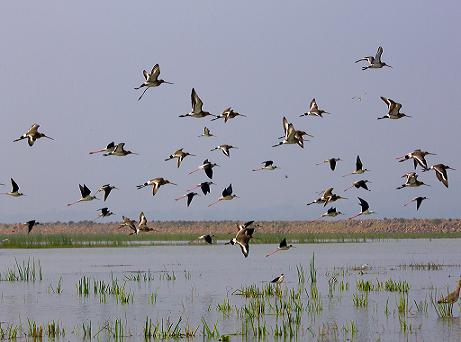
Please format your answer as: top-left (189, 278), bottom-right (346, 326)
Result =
top-left (300, 98), bottom-right (330, 117)
top-left (97, 207), bottom-right (114, 218)
top-left (13, 123), bottom-right (54, 146)
top-left (403, 196), bottom-right (428, 211)
top-left (2, 178), bottom-right (24, 197)
top-left (252, 160), bottom-right (278, 171)
top-left (67, 184), bottom-right (98, 206)
top-left (343, 156), bottom-right (369, 177)
top-left (355, 46), bottom-right (392, 70)
top-left (179, 88), bottom-right (215, 119)
top-left (134, 64), bottom-right (172, 101)
top-left (119, 216), bottom-right (139, 235)
top-left (175, 192), bottom-right (199, 207)
top-left (211, 107), bottom-right (246, 122)
top-left (378, 97), bottom-right (411, 120)
top-left (136, 178), bottom-right (176, 196)
top-left (97, 184), bottom-right (118, 201)
top-left (165, 148), bottom-right (195, 168)
top-left (103, 143), bottom-right (138, 156)
top-left (271, 274), bottom-right (285, 284)
top-left (273, 117), bottom-right (309, 149)
top-left (198, 127), bottom-right (214, 138)
top-left (138, 212), bottom-right (157, 232)
top-left (225, 223), bottom-right (255, 258)
top-left (307, 188), bottom-right (346, 207)
top-left (427, 164), bottom-right (455, 188)
top-left (187, 181), bottom-right (214, 195)
top-left (208, 184), bottom-right (239, 207)
top-left (321, 207), bottom-right (343, 218)
top-left (397, 172), bottom-right (430, 189)
top-left (192, 234), bottom-right (214, 244)
top-left (89, 142), bottom-right (116, 155)
top-left (344, 179), bottom-right (371, 192)
top-left (316, 158), bottom-right (341, 171)
top-left (188, 159), bottom-right (219, 179)
top-left (437, 279), bottom-right (461, 304)
top-left (210, 144), bottom-right (237, 157)
top-left (25, 220), bottom-right (40, 234)
top-left (348, 197), bottom-right (375, 219)
top-left (396, 149), bottom-right (436, 170)
top-left (266, 238), bottom-right (294, 257)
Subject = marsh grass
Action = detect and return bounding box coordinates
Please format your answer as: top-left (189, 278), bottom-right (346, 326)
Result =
top-left (431, 291), bottom-right (454, 318)
top-left (0, 258), bottom-right (42, 282)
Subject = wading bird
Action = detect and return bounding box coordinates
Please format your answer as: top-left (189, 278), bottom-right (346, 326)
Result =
top-left (271, 274), bottom-right (285, 284)
top-left (343, 156), bottom-right (370, 177)
top-left (175, 192), bottom-right (199, 207)
top-left (225, 222), bottom-right (256, 258)
top-left (136, 178), bottom-right (176, 196)
top-left (300, 98), bottom-right (330, 117)
top-left (266, 238), bottom-right (294, 257)
top-left (89, 142), bottom-right (116, 155)
top-left (427, 164), bottom-right (455, 188)
top-left (316, 158), bottom-right (341, 171)
top-left (103, 143), bottom-right (138, 156)
top-left (378, 97), bottom-right (411, 120)
top-left (179, 88), bottom-right (215, 119)
top-left (212, 107), bottom-right (246, 122)
top-left (134, 64), bottom-right (172, 101)
top-left (138, 212), bottom-right (157, 232)
top-left (97, 184), bottom-right (118, 201)
top-left (321, 207), bottom-right (343, 218)
top-left (198, 126), bottom-right (214, 138)
top-left (344, 180), bottom-right (371, 192)
top-left (97, 207), bottom-right (114, 218)
top-left (403, 196), bottom-right (428, 211)
top-left (210, 144), bottom-right (237, 157)
top-left (306, 188), bottom-right (346, 207)
top-left (25, 220), bottom-right (39, 234)
top-left (438, 279), bottom-right (461, 304)
top-left (349, 197), bottom-right (375, 219)
top-left (187, 181), bottom-right (214, 195)
top-left (273, 117), bottom-right (310, 149)
top-left (397, 172), bottom-right (430, 189)
top-left (208, 184), bottom-right (238, 207)
top-left (188, 159), bottom-right (219, 179)
top-left (67, 184), bottom-right (98, 206)
top-left (355, 46), bottom-right (392, 70)
top-left (396, 149), bottom-right (436, 170)
top-left (191, 234), bottom-right (215, 244)
top-left (252, 160), bottom-right (278, 171)
top-left (13, 123), bottom-right (54, 146)
top-left (165, 148), bottom-right (195, 168)
top-left (2, 178), bottom-right (24, 197)
top-left (119, 216), bottom-right (138, 235)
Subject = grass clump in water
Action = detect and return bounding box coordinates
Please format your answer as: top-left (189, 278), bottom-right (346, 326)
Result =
top-left (0, 258), bottom-right (42, 282)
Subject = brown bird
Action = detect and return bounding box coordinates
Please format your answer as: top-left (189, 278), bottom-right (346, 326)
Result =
top-left (378, 97), bottom-right (411, 120)
top-left (438, 279), bottom-right (461, 304)
top-left (225, 222), bottom-right (256, 258)
top-left (212, 107), bottom-right (246, 122)
top-left (427, 164), bottom-right (455, 188)
top-left (134, 64), bottom-right (173, 101)
top-left (179, 88), bottom-right (216, 118)
top-left (136, 178), bottom-right (176, 196)
top-left (13, 123), bottom-right (54, 146)
top-left (165, 148), bottom-right (195, 168)
top-left (300, 98), bottom-right (330, 117)
top-left (396, 149), bottom-right (436, 170)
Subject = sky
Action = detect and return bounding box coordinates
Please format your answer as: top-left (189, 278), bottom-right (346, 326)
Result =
top-left (0, 1), bottom-right (459, 222)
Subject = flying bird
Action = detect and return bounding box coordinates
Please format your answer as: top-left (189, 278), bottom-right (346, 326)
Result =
top-left (212, 107), bottom-right (246, 123)
top-left (97, 184), bottom-right (118, 201)
top-left (188, 159), bottom-right (219, 179)
top-left (67, 184), bottom-right (98, 206)
top-left (210, 144), bottom-right (237, 157)
top-left (134, 64), bottom-right (173, 101)
top-left (355, 46), bottom-right (392, 70)
top-left (175, 192), bottom-right (199, 207)
top-left (344, 179), bottom-right (371, 192)
top-left (349, 197), bottom-right (375, 219)
top-left (271, 274), bottom-right (285, 284)
top-left (165, 148), bottom-right (195, 168)
top-left (138, 212), bottom-right (157, 232)
top-left (89, 142), bottom-right (116, 155)
top-left (136, 178), bottom-right (176, 196)
top-left (403, 196), bottom-right (428, 211)
top-left (321, 207), bottom-right (343, 218)
top-left (2, 178), bottom-right (25, 197)
top-left (179, 88), bottom-right (215, 118)
top-left (300, 98), bottom-right (330, 117)
top-left (103, 143), bottom-right (138, 156)
top-left (119, 216), bottom-right (139, 235)
top-left (316, 158), bottom-right (341, 171)
top-left (266, 238), bottom-right (294, 257)
top-left (427, 164), bottom-right (455, 188)
top-left (191, 234), bottom-right (215, 244)
top-left (187, 181), bottom-right (214, 195)
top-left (25, 220), bottom-right (40, 234)
top-left (198, 126), bottom-right (214, 138)
top-left (97, 207), bottom-right (114, 218)
top-left (378, 97), bottom-right (411, 120)
top-left (13, 123), bottom-right (54, 146)
top-left (225, 222), bottom-right (256, 258)
top-left (343, 156), bottom-right (370, 177)
top-left (208, 184), bottom-right (239, 207)
top-left (396, 149), bottom-right (436, 170)
top-left (252, 160), bottom-right (278, 171)
top-left (396, 172), bottom-right (430, 189)
top-left (273, 117), bottom-right (311, 149)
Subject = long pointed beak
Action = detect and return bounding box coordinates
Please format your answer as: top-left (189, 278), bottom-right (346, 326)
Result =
top-left (170, 182), bottom-right (177, 186)
top-left (164, 81), bottom-right (174, 84)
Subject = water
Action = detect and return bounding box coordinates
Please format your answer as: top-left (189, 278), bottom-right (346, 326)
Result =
top-left (1, 239), bottom-right (461, 341)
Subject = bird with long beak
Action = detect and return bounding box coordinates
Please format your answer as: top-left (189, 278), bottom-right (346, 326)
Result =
top-left (321, 207), bottom-right (343, 218)
top-left (67, 184), bottom-right (98, 206)
top-left (89, 142), bottom-right (116, 155)
top-left (344, 179), bottom-right (371, 192)
top-left (403, 196), bottom-right (428, 211)
top-left (266, 238), bottom-right (294, 257)
top-left (300, 98), bottom-right (330, 117)
top-left (136, 178), bottom-right (177, 196)
top-left (187, 181), bottom-right (214, 195)
top-left (175, 192), bottom-right (199, 207)
top-left (13, 123), bottom-right (54, 146)
top-left (210, 144), bottom-right (238, 157)
top-left (355, 46), bottom-right (392, 70)
top-left (97, 184), bottom-right (118, 201)
top-left (97, 207), bottom-right (114, 218)
top-left (348, 197), bottom-right (376, 220)
top-left (426, 164), bottom-right (456, 188)
top-left (103, 143), bottom-right (138, 156)
top-left (316, 158), bottom-right (341, 171)
top-left (212, 107), bottom-right (246, 123)
top-left (378, 97), bottom-right (411, 120)
top-left (396, 149), bottom-right (436, 170)
top-left (2, 178), bottom-right (25, 197)
top-left (225, 222), bottom-right (255, 258)
top-left (343, 155), bottom-right (370, 177)
top-left (188, 159), bottom-right (219, 179)
top-left (179, 88), bottom-right (216, 119)
top-left (208, 184), bottom-right (239, 207)
top-left (134, 64), bottom-right (173, 101)
top-left (164, 148), bottom-right (195, 168)
top-left (252, 160), bottom-right (278, 171)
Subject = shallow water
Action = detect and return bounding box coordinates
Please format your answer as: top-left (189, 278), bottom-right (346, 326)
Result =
top-left (1, 239), bottom-right (461, 341)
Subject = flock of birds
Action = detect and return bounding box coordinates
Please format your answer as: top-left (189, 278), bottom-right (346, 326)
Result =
top-left (2, 46), bottom-right (456, 264)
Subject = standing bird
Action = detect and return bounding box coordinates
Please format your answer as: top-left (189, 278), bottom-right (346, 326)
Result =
top-left (2, 178), bottom-right (25, 197)
top-left (67, 184), bottom-right (98, 206)
top-left (97, 184), bottom-right (118, 201)
top-left (212, 107), bottom-right (246, 122)
top-left (300, 98), bottom-right (330, 117)
top-left (179, 88), bottom-right (215, 118)
top-left (427, 164), bottom-right (455, 188)
top-left (134, 64), bottom-right (173, 101)
top-left (136, 178), bottom-right (176, 196)
top-left (344, 179), bottom-right (371, 192)
top-left (188, 159), bottom-right (219, 179)
top-left (343, 156), bottom-right (370, 177)
top-left (437, 279), bottom-right (461, 304)
top-left (13, 123), bottom-right (54, 146)
top-left (103, 143), bottom-right (138, 156)
top-left (321, 207), bottom-right (343, 218)
top-left (355, 46), bottom-right (392, 70)
top-left (97, 207), bottom-right (114, 218)
top-left (210, 144), bottom-right (237, 157)
top-left (396, 149), bottom-right (436, 170)
top-left (164, 148), bottom-right (195, 168)
top-left (252, 160), bottom-right (278, 171)
top-left (316, 158), bottom-right (341, 171)
top-left (89, 142), bottom-right (116, 155)
top-left (397, 172), bottom-right (430, 189)
top-left (266, 238), bottom-right (294, 257)
top-left (225, 223), bottom-right (255, 258)
top-left (403, 196), bottom-right (428, 211)
top-left (119, 216), bottom-right (139, 235)
top-left (198, 127), bottom-right (214, 138)
top-left (349, 197), bottom-right (375, 219)
top-left (175, 192), bottom-right (199, 207)
top-left (208, 184), bottom-right (239, 207)
top-left (378, 97), bottom-right (411, 120)
top-left (187, 181), bottom-right (214, 195)
top-left (25, 220), bottom-right (40, 234)
top-left (271, 274), bottom-right (285, 284)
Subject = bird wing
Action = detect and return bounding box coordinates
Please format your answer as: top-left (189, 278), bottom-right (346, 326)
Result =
top-left (322, 188), bottom-right (334, 199)
top-left (143, 70), bottom-right (148, 81)
top-left (191, 88), bottom-right (203, 112)
top-left (264, 160), bottom-right (273, 167)
top-left (375, 46), bottom-right (383, 62)
top-left (358, 197), bottom-right (369, 212)
top-left (329, 159), bottom-right (337, 171)
top-left (204, 165), bottom-right (213, 179)
top-left (279, 238), bottom-right (287, 248)
top-left (11, 178), bottom-right (19, 192)
top-left (236, 240), bottom-right (249, 258)
top-left (82, 184), bottom-right (91, 198)
top-left (187, 193), bottom-right (194, 207)
top-left (380, 96), bottom-right (391, 110)
top-left (416, 198), bottom-right (423, 210)
top-left (201, 182), bottom-right (210, 195)
top-left (243, 221), bottom-right (254, 229)
top-left (282, 117), bottom-right (289, 135)
top-left (310, 98), bottom-right (318, 111)
top-left (150, 64), bottom-right (160, 81)
top-left (106, 142), bottom-right (115, 149)
top-left (103, 188), bottom-right (111, 201)
top-left (27, 123), bottom-right (40, 135)
top-left (356, 155), bottom-right (363, 171)
top-left (222, 184), bottom-right (232, 197)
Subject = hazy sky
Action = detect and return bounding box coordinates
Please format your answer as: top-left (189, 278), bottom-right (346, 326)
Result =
top-left (1, 1), bottom-right (459, 222)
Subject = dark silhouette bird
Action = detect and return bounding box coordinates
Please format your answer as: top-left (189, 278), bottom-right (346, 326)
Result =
top-left (25, 220), bottom-right (40, 234)
top-left (175, 192), bottom-right (199, 207)
top-left (97, 184), bottom-right (118, 201)
top-left (403, 196), bottom-right (428, 211)
top-left (316, 158), bottom-right (341, 171)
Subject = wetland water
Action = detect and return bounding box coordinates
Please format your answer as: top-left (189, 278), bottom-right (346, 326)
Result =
top-left (1, 239), bottom-right (461, 341)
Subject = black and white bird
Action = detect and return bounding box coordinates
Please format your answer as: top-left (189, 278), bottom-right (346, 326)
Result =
top-left (212, 107), bottom-right (246, 123)
top-left (210, 144), bottom-right (238, 157)
top-left (97, 207), bottom-right (114, 218)
top-left (403, 196), bottom-right (428, 211)
top-left (316, 158), bottom-right (341, 171)
top-left (89, 142), bottom-right (116, 155)
top-left (165, 148), bottom-right (195, 168)
top-left (343, 156), bottom-right (370, 177)
top-left (300, 98), bottom-right (330, 117)
top-left (271, 273), bottom-right (285, 284)
top-left (13, 123), bottom-right (54, 146)
top-left (188, 159), bottom-right (219, 179)
top-left (3, 178), bottom-right (24, 197)
top-left (193, 234), bottom-right (214, 244)
top-left (137, 178), bottom-right (177, 196)
top-left (427, 164), bottom-right (455, 188)
top-left (103, 143), bottom-right (138, 157)
top-left (355, 46), bottom-right (392, 70)
top-left (252, 160), bottom-right (278, 171)
top-left (266, 238), bottom-right (294, 257)
top-left (187, 181), bottom-right (214, 195)
top-left (344, 179), bottom-right (371, 192)
top-left (321, 207), bottom-right (343, 218)
top-left (25, 220), bottom-right (40, 234)
top-left (175, 192), bottom-right (199, 207)
top-left (349, 197), bottom-right (375, 219)
top-left (208, 184), bottom-right (238, 207)
top-left (179, 88), bottom-right (215, 119)
top-left (378, 97), bottom-right (411, 120)
top-left (134, 64), bottom-right (173, 101)
top-left (397, 172), bottom-right (430, 189)
top-left (97, 184), bottom-right (118, 201)
top-left (67, 184), bottom-right (98, 206)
